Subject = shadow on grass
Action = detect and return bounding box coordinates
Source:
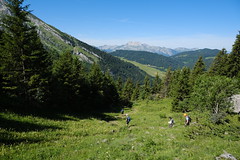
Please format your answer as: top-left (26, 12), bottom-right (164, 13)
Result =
top-left (1, 104), bottom-right (121, 122)
top-left (0, 138), bottom-right (42, 145)
top-left (0, 132), bottom-right (43, 145)
top-left (71, 112), bottom-right (118, 122)
top-left (0, 115), bottom-right (61, 132)
top-left (0, 115), bottom-right (61, 145)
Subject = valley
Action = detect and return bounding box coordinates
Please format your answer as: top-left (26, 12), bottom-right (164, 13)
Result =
top-left (0, 1), bottom-right (240, 160)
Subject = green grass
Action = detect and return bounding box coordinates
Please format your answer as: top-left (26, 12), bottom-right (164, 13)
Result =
top-left (73, 46), bottom-right (100, 63)
top-left (120, 57), bottom-right (165, 78)
top-left (205, 57), bottom-right (215, 60)
top-left (0, 99), bottom-right (239, 159)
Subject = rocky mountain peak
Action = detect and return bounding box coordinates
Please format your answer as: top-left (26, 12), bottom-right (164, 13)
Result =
top-left (98, 42), bottom-right (198, 56)
top-left (126, 41), bottom-right (145, 46)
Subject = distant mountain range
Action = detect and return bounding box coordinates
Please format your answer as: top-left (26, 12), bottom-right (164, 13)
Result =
top-left (99, 42), bottom-right (198, 56)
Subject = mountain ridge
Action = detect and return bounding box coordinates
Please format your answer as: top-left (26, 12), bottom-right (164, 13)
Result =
top-left (99, 42), bottom-right (198, 56)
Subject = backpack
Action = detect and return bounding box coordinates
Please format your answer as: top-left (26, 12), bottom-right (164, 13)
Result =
top-left (188, 116), bottom-right (191, 122)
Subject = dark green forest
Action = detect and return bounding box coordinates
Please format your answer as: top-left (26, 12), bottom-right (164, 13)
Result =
top-left (171, 48), bottom-right (220, 69)
top-left (110, 50), bottom-right (184, 70)
top-left (1, 0), bottom-right (240, 125)
top-left (110, 48), bottom-right (220, 71)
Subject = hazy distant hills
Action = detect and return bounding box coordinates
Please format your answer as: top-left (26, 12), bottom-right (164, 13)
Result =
top-left (99, 41), bottom-right (198, 56)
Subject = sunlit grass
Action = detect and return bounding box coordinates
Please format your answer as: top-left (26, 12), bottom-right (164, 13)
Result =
top-left (119, 57), bottom-right (165, 78)
top-left (0, 99), bottom-right (239, 159)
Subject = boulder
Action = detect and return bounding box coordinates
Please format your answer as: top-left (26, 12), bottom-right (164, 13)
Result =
top-left (231, 95), bottom-right (240, 113)
top-left (216, 151), bottom-right (237, 160)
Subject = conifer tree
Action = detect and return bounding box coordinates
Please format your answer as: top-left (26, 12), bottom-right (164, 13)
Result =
top-left (71, 57), bottom-right (87, 100)
top-left (87, 63), bottom-right (105, 108)
top-left (169, 69), bottom-right (181, 97)
top-left (0, 0), bottom-right (51, 104)
top-left (140, 75), bottom-right (151, 99)
top-left (189, 56), bottom-right (206, 87)
top-left (152, 73), bottom-right (161, 94)
top-left (51, 51), bottom-right (78, 106)
top-left (115, 77), bottom-right (123, 95)
top-left (161, 67), bottom-right (172, 98)
top-left (171, 67), bottom-right (191, 112)
top-left (131, 81), bottom-right (140, 101)
top-left (208, 48), bottom-right (228, 76)
top-left (226, 33), bottom-right (240, 78)
top-left (192, 56), bottom-right (206, 75)
top-left (121, 78), bottom-right (134, 102)
top-left (102, 70), bottom-right (120, 107)
top-left (0, 30), bottom-right (4, 96)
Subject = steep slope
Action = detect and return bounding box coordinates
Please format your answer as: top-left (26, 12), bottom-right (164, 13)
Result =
top-left (0, 0), bottom-right (147, 82)
top-left (171, 48), bottom-right (220, 69)
top-left (110, 50), bottom-right (184, 70)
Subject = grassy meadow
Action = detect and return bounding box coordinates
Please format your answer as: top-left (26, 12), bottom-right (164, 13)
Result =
top-left (0, 99), bottom-right (239, 160)
top-left (120, 57), bottom-right (165, 78)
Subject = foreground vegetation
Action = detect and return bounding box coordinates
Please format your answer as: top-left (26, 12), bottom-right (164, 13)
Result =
top-left (1, 99), bottom-right (239, 160)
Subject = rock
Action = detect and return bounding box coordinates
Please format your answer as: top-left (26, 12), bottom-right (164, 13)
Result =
top-left (102, 139), bottom-right (108, 143)
top-left (216, 151), bottom-right (237, 160)
top-left (232, 95), bottom-right (240, 113)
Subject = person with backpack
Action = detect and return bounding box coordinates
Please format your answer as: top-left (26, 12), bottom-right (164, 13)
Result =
top-left (121, 108), bottom-right (124, 114)
top-left (126, 114), bottom-right (131, 126)
top-left (168, 117), bottom-right (174, 128)
top-left (183, 113), bottom-right (191, 126)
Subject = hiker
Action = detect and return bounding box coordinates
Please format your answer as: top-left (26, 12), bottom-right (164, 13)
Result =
top-left (121, 108), bottom-right (124, 114)
top-left (168, 117), bottom-right (174, 128)
top-left (183, 113), bottom-right (191, 126)
top-left (126, 114), bottom-right (131, 126)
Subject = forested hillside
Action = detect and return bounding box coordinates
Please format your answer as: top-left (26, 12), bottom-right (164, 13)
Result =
top-left (171, 48), bottom-right (220, 69)
top-left (110, 50), bottom-right (184, 70)
top-left (110, 49), bottom-right (220, 72)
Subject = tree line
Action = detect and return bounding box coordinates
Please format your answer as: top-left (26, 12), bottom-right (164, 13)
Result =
top-left (1, 0), bottom-right (239, 120)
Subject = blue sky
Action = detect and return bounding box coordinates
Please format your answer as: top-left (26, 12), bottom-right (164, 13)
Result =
top-left (25, 0), bottom-right (239, 50)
